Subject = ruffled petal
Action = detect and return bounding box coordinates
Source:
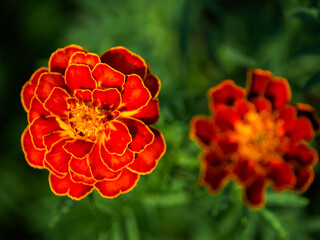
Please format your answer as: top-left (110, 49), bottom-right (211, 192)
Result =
top-left (49, 44), bottom-right (86, 75)
top-left (64, 139), bottom-right (94, 159)
top-left (44, 87), bottom-right (71, 117)
top-left (69, 156), bottom-right (92, 178)
top-left (45, 139), bottom-right (72, 174)
top-left (100, 46), bottom-right (147, 79)
top-left (92, 88), bottom-right (121, 110)
top-left (69, 52), bottom-right (100, 70)
top-left (284, 144), bottom-right (318, 167)
top-left (69, 170), bottom-right (95, 185)
top-left (100, 145), bottom-right (134, 172)
top-left (21, 67), bottom-right (48, 111)
top-left (28, 97), bottom-right (50, 123)
top-left (120, 74), bottom-right (151, 112)
top-left (21, 128), bottom-right (45, 169)
top-left (74, 89), bottom-right (92, 102)
top-left (127, 127), bottom-right (166, 174)
top-left (144, 68), bottom-right (160, 98)
top-left (49, 173), bottom-right (94, 200)
top-left (201, 163), bottom-right (230, 192)
top-left (122, 99), bottom-right (160, 125)
top-left (94, 168), bottom-right (139, 198)
top-left (87, 143), bottom-right (121, 181)
top-left (29, 117), bottom-right (62, 149)
top-left (43, 131), bottom-right (69, 151)
top-left (208, 80), bottom-right (245, 107)
top-left (233, 158), bottom-right (256, 184)
top-left (296, 103), bottom-right (320, 132)
top-left (294, 168), bottom-right (314, 192)
top-left (203, 150), bottom-right (225, 169)
top-left (35, 73), bottom-right (66, 103)
top-left (103, 120), bottom-right (132, 155)
top-left (278, 104), bottom-right (297, 122)
top-left (92, 63), bottom-right (125, 91)
top-left (190, 116), bottom-right (215, 147)
top-left (264, 77), bottom-right (291, 109)
top-left (119, 118), bottom-right (154, 153)
top-left (244, 175), bottom-right (266, 208)
top-left (65, 64), bottom-right (97, 94)
top-left (214, 107), bottom-right (241, 131)
top-left (251, 97), bottom-right (272, 113)
top-left (247, 69), bottom-right (272, 99)
top-left (283, 117), bottom-right (314, 142)
top-left (267, 161), bottom-right (296, 191)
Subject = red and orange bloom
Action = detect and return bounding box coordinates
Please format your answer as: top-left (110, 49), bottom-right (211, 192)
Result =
top-left (21, 45), bottom-right (166, 200)
top-left (190, 69), bottom-right (319, 208)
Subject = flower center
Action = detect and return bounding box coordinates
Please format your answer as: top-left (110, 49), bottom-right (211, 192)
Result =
top-left (68, 101), bottom-right (117, 141)
top-left (234, 111), bottom-right (281, 162)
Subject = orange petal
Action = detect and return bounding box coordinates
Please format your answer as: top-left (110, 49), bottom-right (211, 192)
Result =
top-left (65, 64), bottom-right (97, 94)
top-left (190, 116), bottom-right (215, 147)
top-left (100, 46), bottom-right (147, 80)
top-left (44, 87), bottom-right (71, 117)
top-left (278, 104), bottom-right (297, 122)
top-left (70, 170), bottom-right (96, 185)
top-left (100, 145), bottom-right (134, 172)
top-left (247, 69), bottom-right (272, 99)
top-left (103, 120), bottom-right (132, 155)
top-left (267, 161), bottom-right (296, 191)
top-left (49, 173), bottom-right (94, 200)
top-left (208, 80), bottom-right (245, 108)
top-left (244, 175), bottom-right (266, 208)
top-left (74, 89), bottom-right (92, 102)
top-left (119, 118), bottom-right (154, 153)
top-left (123, 99), bottom-right (160, 125)
top-left (95, 168), bottom-right (139, 198)
top-left (64, 139), bottom-right (94, 158)
top-left (29, 116), bottom-right (62, 149)
top-left (28, 97), bottom-right (50, 123)
top-left (251, 97), bottom-right (272, 113)
top-left (284, 144), bottom-right (318, 167)
top-left (21, 128), bottom-right (45, 169)
top-left (264, 77), bottom-right (291, 109)
top-left (21, 67), bottom-right (48, 111)
top-left (43, 131), bottom-right (69, 151)
top-left (35, 72), bottom-right (66, 103)
top-left (87, 143), bottom-right (121, 181)
top-left (69, 156), bottom-right (93, 178)
top-left (120, 74), bottom-right (151, 112)
top-left (92, 63), bottom-right (125, 91)
top-left (45, 139), bottom-right (72, 174)
top-left (283, 117), bottom-right (314, 142)
top-left (127, 127), bottom-right (166, 174)
top-left (69, 52), bottom-right (100, 70)
top-left (92, 88), bottom-right (121, 110)
top-left (49, 44), bottom-right (86, 75)
top-left (144, 68), bottom-right (160, 98)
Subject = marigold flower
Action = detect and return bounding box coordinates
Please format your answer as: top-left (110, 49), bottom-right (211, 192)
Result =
top-left (190, 69), bottom-right (319, 208)
top-left (21, 45), bottom-right (166, 200)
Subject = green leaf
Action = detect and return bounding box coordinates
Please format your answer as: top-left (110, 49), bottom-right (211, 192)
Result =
top-left (303, 71), bottom-right (320, 91)
top-left (291, 7), bottom-right (320, 23)
top-left (49, 197), bottom-right (76, 228)
top-left (124, 208), bottom-right (140, 240)
top-left (259, 209), bottom-right (289, 240)
top-left (142, 192), bottom-right (189, 207)
top-left (266, 192), bottom-right (309, 208)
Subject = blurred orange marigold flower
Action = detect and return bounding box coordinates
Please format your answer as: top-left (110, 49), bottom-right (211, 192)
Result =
top-left (190, 69), bottom-right (319, 208)
top-left (21, 45), bottom-right (166, 200)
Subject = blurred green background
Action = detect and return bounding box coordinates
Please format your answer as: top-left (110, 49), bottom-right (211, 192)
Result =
top-left (1, 0), bottom-right (320, 239)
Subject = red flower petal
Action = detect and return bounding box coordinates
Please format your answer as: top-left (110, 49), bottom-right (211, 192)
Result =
top-left (235, 99), bottom-right (252, 118)
top-left (49, 173), bottom-right (94, 200)
top-left (35, 73), bottom-right (66, 103)
top-left (65, 64), bottom-right (97, 94)
top-left (43, 131), bottom-right (69, 151)
top-left (64, 139), bottom-right (94, 158)
top-left (216, 136), bottom-right (239, 156)
top-left (144, 68), bottom-right (160, 98)
top-left (267, 161), bottom-right (295, 191)
top-left (278, 104), bottom-right (297, 122)
top-left (244, 175), bottom-right (266, 208)
top-left (73, 89), bottom-right (92, 102)
top-left (28, 97), bottom-right (50, 123)
top-left (44, 161), bottom-right (66, 178)
top-left (208, 80), bottom-right (245, 107)
top-left (190, 116), bottom-right (215, 147)
top-left (251, 97), bottom-right (272, 113)
top-left (70, 170), bottom-right (95, 185)
top-left (294, 168), bottom-right (314, 192)
top-left (103, 120), bottom-right (132, 155)
top-left (247, 69), bottom-right (272, 99)
top-left (264, 77), bottom-right (291, 109)
top-left (92, 63), bottom-right (125, 91)
top-left (21, 67), bottom-right (48, 111)
top-left (128, 127), bottom-right (166, 174)
top-left (92, 88), bottom-right (121, 109)
top-left (284, 144), bottom-right (318, 167)
top-left (100, 46), bottom-right (147, 80)
top-left (283, 117), bottom-right (314, 142)
top-left (214, 107), bottom-right (241, 131)
top-left (100, 145), bottom-right (134, 172)
top-left (122, 99), bottom-right (160, 125)
top-left (69, 52), bottom-right (100, 70)
top-left (202, 165), bottom-right (230, 192)
top-left (69, 156), bottom-right (93, 178)
top-left (95, 168), bottom-right (139, 198)
top-left (119, 118), bottom-right (154, 153)
top-left (29, 117), bottom-right (62, 149)
top-left (44, 87), bottom-right (71, 117)
top-left (45, 139), bottom-right (72, 174)
top-left (21, 128), bottom-right (45, 169)
top-left (120, 74), bottom-right (151, 111)
top-left (87, 143), bottom-right (121, 181)
top-left (233, 158), bottom-right (256, 184)
top-left (49, 45), bottom-right (86, 75)
top-left (203, 151), bottom-right (225, 169)
top-left (296, 103), bottom-right (320, 132)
